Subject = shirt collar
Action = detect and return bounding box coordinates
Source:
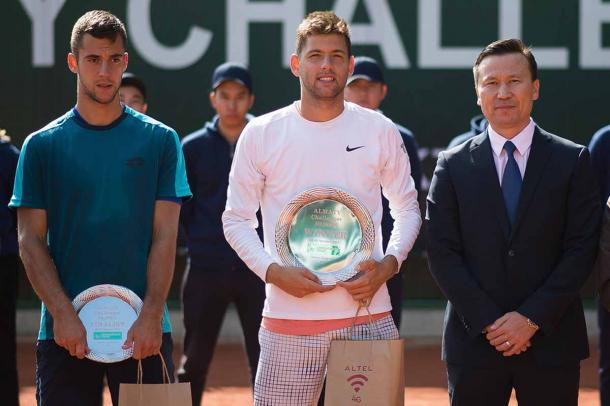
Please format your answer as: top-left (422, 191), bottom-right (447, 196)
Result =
top-left (72, 105), bottom-right (127, 131)
top-left (209, 113), bottom-right (254, 136)
top-left (488, 119), bottom-right (536, 157)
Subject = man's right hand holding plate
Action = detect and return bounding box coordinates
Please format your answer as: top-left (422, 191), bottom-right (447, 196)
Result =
top-left (266, 263), bottom-right (335, 298)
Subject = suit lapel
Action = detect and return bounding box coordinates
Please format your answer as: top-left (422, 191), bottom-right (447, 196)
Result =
top-left (470, 131), bottom-right (511, 239)
top-left (509, 127), bottom-right (553, 241)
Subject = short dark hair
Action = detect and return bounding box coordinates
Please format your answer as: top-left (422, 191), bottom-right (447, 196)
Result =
top-left (295, 11), bottom-right (351, 56)
top-left (121, 72), bottom-right (147, 101)
top-left (473, 38), bottom-right (538, 83)
top-left (70, 10), bottom-right (127, 57)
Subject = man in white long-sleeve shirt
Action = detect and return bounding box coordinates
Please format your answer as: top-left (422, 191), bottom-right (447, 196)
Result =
top-left (222, 11), bottom-right (421, 405)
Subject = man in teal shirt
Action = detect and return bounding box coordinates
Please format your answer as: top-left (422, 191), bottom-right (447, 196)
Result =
top-left (10, 10), bottom-right (191, 405)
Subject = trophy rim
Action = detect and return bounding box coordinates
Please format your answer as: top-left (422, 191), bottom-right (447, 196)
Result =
top-left (72, 284), bottom-right (142, 363)
top-left (275, 187), bottom-right (375, 285)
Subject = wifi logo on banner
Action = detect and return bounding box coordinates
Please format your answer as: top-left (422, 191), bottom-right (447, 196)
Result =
top-left (347, 374), bottom-right (369, 393)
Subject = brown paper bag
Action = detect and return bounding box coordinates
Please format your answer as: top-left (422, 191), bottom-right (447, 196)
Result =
top-left (325, 308), bottom-right (405, 405)
top-left (118, 355), bottom-right (192, 406)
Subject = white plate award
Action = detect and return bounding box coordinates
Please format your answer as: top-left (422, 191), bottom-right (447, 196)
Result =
top-left (72, 284), bottom-right (143, 363)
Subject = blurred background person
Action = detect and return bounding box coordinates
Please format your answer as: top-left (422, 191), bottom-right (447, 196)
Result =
top-left (589, 123), bottom-right (610, 406)
top-left (0, 128), bottom-right (20, 406)
top-left (120, 72), bottom-right (148, 114)
top-left (344, 55), bottom-right (422, 329)
top-left (177, 62), bottom-right (264, 406)
top-left (447, 114), bottom-right (488, 148)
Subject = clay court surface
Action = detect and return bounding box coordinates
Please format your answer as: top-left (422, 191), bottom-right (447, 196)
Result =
top-left (16, 337), bottom-right (602, 405)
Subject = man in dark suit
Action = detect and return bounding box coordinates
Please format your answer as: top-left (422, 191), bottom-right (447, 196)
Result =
top-left (598, 198), bottom-right (610, 309)
top-left (589, 124), bottom-right (610, 405)
top-left (426, 38), bottom-right (601, 405)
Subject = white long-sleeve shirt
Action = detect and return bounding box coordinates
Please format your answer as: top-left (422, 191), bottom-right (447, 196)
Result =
top-left (222, 101), bottom-right (421, 320)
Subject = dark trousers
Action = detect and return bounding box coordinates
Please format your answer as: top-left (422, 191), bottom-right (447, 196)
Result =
top-left (36, 333), bottom-right (174, 406)
top-left (177, 265), bottom-right (265, 406)
top-left (599, 302), bottom-right (610, 405)
top-left (0, 255), bottom-right (19, 406)
top-left (386, 271), bottom-right (404, 330)
top-left (447, 357), bottom-right (580, 406)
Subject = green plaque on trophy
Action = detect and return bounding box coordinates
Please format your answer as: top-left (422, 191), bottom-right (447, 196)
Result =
top-left (288, 199), bottom-right (362, 274)
top-left (275, 187), bottom-right (375, 285)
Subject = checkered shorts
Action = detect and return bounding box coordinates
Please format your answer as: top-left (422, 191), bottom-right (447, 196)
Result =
top-left (254, 315), bottom-right (399, 405)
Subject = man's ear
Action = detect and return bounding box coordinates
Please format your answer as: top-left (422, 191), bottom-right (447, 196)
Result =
top-left (348, 55), bottom-right (355, 76)
top-left (380, 84), bottom-right (388, 102)
top-left (209, 91), bottom-right (216, 109)
top-left (67, 53), bottom-right (78, 74)
top-left (142, 103), bottom-right (148, 114)
top-left (248, 94), bottom-right (255, 110)
top-left (532, 79), bottom-right (540, 101)
top-left (289, 54), bottom-right (300, 78)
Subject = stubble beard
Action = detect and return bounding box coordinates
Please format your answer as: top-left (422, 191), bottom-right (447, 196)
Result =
top-left (80, 77), bottom-right (119, 105)
top-left (302, 77), bottom-right (345, 103)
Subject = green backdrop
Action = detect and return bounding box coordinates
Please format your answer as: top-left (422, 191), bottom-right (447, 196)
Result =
top-left (3, 0), bottom-right (609, 304)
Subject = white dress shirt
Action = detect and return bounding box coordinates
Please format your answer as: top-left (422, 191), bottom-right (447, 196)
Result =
top-left (488, 119), bottom-right (536, 184)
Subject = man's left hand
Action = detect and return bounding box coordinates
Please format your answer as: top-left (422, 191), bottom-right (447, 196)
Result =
top-left (122, 313), bottom-right (162, 360)
top-left (337, 256), bottom-right (398, 303)
top-left (485, 311), bottom-right (537, 356)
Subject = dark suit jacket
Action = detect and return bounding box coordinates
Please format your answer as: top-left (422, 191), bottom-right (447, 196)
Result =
top-left (426, 126), bottom-right (601, 367)
top-left (598, 198), bottom-right (610, 309)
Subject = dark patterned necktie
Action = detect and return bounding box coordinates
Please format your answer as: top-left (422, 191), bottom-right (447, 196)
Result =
top-left (501, 141), bottom-right (522, 227)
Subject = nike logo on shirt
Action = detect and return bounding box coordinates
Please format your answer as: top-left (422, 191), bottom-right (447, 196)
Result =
top-left (346, 145), bottom-right (365, 152)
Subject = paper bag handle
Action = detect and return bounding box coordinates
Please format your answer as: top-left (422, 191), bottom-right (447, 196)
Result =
top-left (349, 302), bottom-right (380, 339)
top-left (136, 353), bottom-right (171, 385)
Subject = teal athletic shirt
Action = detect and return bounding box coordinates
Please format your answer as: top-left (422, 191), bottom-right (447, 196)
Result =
top-left (9, 106), bottom-right (192, 340)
